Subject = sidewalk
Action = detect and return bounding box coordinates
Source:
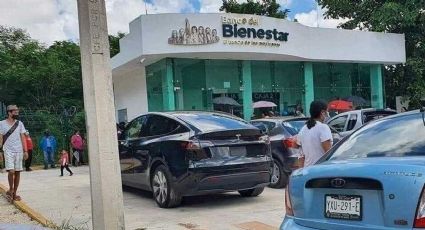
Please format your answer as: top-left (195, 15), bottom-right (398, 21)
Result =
top-left (0, 166), bottom-right (284, 230)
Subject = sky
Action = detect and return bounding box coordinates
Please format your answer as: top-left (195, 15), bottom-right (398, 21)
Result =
top-left (0, 0), bottom-right (346, 46)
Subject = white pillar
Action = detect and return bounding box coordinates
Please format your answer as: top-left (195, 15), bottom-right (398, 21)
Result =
top-left (77, 0), bottom-right (125, 229)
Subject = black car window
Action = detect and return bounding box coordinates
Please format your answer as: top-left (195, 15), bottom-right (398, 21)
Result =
top-left (346, 114), bottom-right (358, 131)
top-left (328, 115), bottom-right (348, 132)
top-left (363, 111), bottom-right (397, 123)
top-left (176, 113), bottom-right (252, 132)
top-left (251, 121), bottom-right (275, 133)
top-left (327, 113), bottom-right (425, 160)
top-left (282, 120), bottom-right (306, 136)
top-left (125, 116), bottom-right (147, 139)
top-left (146, 115), bottom-right (185, 137)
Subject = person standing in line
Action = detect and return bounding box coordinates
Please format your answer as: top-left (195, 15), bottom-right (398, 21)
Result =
top-left (39, 130), bottom-right (57, 169)
top-left (0, 105), bottom-right (28, 202)
top-left (24, 130), bottom-right (34, 171)
top-left (71, 130), bottom-right (83, 166)
top-left (59, 150), bottom-right (73, 177)
top-left (297, 101), bottom-right (333, 168)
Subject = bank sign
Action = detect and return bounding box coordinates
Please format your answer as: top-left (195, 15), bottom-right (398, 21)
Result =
top-left (168, 16), bottom-right (289, 47)
top-left (221, 16), bottom-right (289, 47)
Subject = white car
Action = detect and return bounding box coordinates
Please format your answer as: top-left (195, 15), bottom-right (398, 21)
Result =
top-left (326, 108), bottom-right (397, 138)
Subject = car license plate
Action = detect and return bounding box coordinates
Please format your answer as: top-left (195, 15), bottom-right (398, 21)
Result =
top-left (325, 195), bottom-right (362, 221)
top-left (230, 146), bottom-right (247, 156)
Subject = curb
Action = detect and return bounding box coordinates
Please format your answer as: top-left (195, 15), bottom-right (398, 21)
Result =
top-left (0, 183), bottom-right (57, 228)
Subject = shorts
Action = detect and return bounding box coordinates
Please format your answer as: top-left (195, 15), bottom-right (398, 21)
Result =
top-left (5, 151), bottom-right (23, 171)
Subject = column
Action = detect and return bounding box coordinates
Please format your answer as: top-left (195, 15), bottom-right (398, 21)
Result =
top-left (163, 58), bottom-right (176, 111)
top-left (77, 0), bottom-right (125, 229)
top-left (303, 62), bottom-right (314, 116)
top-left (370, 64), bottom-right (384, 109)
top-left (242, 60), bottom-right (253, 121)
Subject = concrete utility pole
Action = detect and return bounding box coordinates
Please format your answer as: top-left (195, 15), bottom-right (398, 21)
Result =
top-left (77, 0), bottom-right (125, 229)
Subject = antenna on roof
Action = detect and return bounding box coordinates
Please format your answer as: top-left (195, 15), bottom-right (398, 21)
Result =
top-left (316, 1), bottom-right (319, 28)
top-left (143, 0), bottom-right (148, 15)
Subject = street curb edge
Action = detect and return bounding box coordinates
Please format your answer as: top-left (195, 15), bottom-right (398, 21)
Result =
top-left (0, 183), bottom-right (57, 228)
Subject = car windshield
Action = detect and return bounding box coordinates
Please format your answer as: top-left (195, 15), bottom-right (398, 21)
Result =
top-left (176, 113), bottom-right (252, 132)
top-left (282, 120), bottom-right (306, 136)
top-left (327, 112), bottom-right (425, 161)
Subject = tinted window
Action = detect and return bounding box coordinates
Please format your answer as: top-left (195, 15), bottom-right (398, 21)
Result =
top-left (363, 111), bottom-right (397, 123)
top-left (146, 115), bottom-right (184, 137)
top-left (282, 120), bottom-right (306, 136)
top-left (328, 115), bottom-right (348, 132)
top-left (328, 113), bottom-right (425, 160)
top-left (176, 113), bottom-right (252, 132)
top-left (125, 116), bottom-right (147, 139)
top-left (346, 114), bottom-right (358, 131)
top-left (251, 121), bottom-right (276, 133)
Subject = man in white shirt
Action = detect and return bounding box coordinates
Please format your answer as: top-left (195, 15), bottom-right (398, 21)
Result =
top-left (0, 105), bottom-right (28, 202)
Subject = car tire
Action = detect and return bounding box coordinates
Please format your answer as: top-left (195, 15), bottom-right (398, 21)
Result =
top-left (151, 165), bottom-right (182, 208)
top-left (238, 187), bottom-right (265, 197)
top-left (269, 159), bottom-right (288, 189)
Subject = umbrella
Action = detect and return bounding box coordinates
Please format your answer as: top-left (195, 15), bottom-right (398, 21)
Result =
top-left (328, 100), bottom-right (353, 111)
top-left (343, 96), bottom-right (367, 106)
top-left (253, 101), bottom-right (277, 108)
top-left (212, 96), bottom-right (241, 107)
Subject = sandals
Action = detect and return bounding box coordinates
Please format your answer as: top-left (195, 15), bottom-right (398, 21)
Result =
top-left (13, 194), bottom-right (21, 201)
top-left (5, 190), bottom-right (21, 202)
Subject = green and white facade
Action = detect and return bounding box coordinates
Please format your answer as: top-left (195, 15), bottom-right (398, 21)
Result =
top-left (112, 13), bottom-right (405, 122)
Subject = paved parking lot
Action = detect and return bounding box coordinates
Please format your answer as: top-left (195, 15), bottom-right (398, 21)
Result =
top-left (0, 166), bottom-right (285, 230)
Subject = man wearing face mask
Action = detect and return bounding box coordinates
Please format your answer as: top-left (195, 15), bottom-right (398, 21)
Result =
top-left (297, 100), bottom-right (333, 167)
top-left (0, 105), bottom-right (28, 202)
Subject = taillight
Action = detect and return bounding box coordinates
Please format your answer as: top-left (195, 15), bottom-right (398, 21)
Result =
top-left (182, 140), bottom-right (213, 161)
top-left (285, 181), bottom-right (294, 216)
top-left (414, 186), bottom-right (425, 228)
top-left (283, 137), bottom-right (298, 149)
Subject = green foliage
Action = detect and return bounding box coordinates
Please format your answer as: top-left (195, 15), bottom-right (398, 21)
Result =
top-left (109, 32), bottom-right (126, 57)
top-left (318, 0), bottom-right (425, 109)
top-left (220, 0), bottom-right (289, 19)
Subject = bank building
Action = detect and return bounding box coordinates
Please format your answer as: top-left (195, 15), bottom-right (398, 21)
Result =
top-left (111, 13), bottom-right (406, 122)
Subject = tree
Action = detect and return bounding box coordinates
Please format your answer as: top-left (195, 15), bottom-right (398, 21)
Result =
top-left (220, 0), bottom-right (289, 19)
top-left (318, 0), bottom-right (425, 108)
top-left (109, 32), bottom-right (126, 57)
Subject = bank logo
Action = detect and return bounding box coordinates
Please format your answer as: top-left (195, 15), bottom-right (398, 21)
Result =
top-left (168, 18), bottom-right (219, 45)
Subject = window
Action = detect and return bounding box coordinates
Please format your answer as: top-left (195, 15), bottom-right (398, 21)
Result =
top-left (346, 114), bottom-right (358, 131)
top-left (251, 121), bottom-right (275, 133)
top-left (328, 115), bottom-right (348, 132)
top-left (176, 113), bottom-right (250, 132)
top-left (282, 120), bottom-right (306, 136)
top-left (146, 115), bottom-right (185, 137)
top-left (327, 113), bottom-right (425, 160)
top-left (124, 116), bottom-right (147, 139)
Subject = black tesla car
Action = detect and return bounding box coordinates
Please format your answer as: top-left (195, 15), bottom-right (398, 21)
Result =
top-left (251, 117), bottom-right (308, 188)
top-left (118, 111), bottom-right (272, 208)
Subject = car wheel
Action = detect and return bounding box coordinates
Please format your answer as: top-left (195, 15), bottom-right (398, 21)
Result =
top-left (151, 165), bottom-right (182, 208)
top-left (238, 187), bottom-right (265, 197)
top-left (269, 159), bottom-right (288, 189)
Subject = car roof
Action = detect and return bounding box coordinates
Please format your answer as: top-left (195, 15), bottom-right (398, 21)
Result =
top-left (335, 108), bottom-right (396, 116)
top-left (151, 110), bottom-right (246, 121)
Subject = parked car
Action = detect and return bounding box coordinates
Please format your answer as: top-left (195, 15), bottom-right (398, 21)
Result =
top-left (118, 111), bottom-right (273, 208)
top-left (281, 110), bottom-right (425, 229)
top-left (251, 117), bottom-right (308, 188)
top-left (326, 108), bottom-right (397, 138)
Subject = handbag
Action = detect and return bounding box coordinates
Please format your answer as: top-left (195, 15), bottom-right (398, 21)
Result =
top-left (1, 121), bottom-right (19, 149)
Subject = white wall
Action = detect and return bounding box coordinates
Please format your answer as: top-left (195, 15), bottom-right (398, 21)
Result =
top-left (112, 13), bottom-right (406, 70)
top-left (113, 67), bottom-right (148, 122)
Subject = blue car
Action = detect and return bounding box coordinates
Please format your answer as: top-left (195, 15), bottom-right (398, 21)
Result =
top-left (281, 110), bottom-right (425, 230)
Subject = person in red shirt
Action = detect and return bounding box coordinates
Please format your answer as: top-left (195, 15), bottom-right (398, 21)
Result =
top-left (24, 130), bottom-right (34, 171)
top-left (70, 130), bottom-right (84, 166)
top-left (59, 150), bottom-right (73, 176)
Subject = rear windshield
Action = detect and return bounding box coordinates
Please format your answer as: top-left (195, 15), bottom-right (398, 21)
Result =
top-left (176, 113), bottom-right (253, 132)
top-left (328, 112), bottom-right (425, 160)
top-left (282, 120), bottom-right (306, 136)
